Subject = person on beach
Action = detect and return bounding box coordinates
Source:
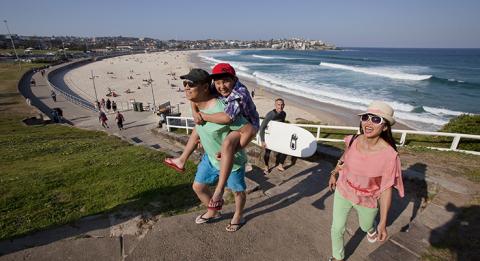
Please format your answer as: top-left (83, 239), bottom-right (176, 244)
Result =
top-left (50, 90), bottom-right (57, 102)
top-left (258, 98), bottom-right (291, 174)
top-left (106, 98), bottom-right (112, 111)
top-left (100, 98), bottom-right (106, 110)
top-left (115, 111), bottom-right (125, 130)
top-left (164, 63), bottom-right (259, 211)
top-left (99, 110), bottom-right (109, 128)
top-left (327, 101), bottom-right (404, 261)
top-left (112, 100), bottom-right (117, 112)
top-left (171, 68), bottom-right (248, 232)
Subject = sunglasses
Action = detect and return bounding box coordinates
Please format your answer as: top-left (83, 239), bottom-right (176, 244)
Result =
top-left (183, 80), bottom-right (198, 88)
top-left (360, 114), bottom-right (384, 124)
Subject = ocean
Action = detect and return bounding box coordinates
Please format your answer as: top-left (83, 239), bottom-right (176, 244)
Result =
top-left (199, 48), bottom-right (480, 131)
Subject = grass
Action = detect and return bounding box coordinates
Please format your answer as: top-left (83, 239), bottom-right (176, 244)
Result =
top-left (0, 62), bottom-right (199, 240)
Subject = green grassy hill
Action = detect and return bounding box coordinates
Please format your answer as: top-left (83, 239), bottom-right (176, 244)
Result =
top-left (0, 63), bottom-right (198, 240)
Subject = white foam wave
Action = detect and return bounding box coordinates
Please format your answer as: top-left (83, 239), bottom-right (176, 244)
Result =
top-left (252, 54), bottom-right (296, 60)
top-left (236, 71), bottom-right (258, 82)
top-left (252, 71), bottom-right (370, 110)
top-left (227, 51), bottom-right (240, 56)
top-left (199, 54), bottom-right (249, 72)
top-left (395, 111), bottom-right (449, 126)
top-left (319, 62), bottom-right (432, 81)
top-left (423, 106), bottom-right (466, 116)
top-left (448, 78), bottom-right (465, 83)
top-left (388, 101), bottom-right (416, 113)
top-left (241, 70), bottom-right (453, 128)
top-left (199, 54), bottom-right (226, 65)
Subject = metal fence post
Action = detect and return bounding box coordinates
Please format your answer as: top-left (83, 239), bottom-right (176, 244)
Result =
top-left (316, 126), bottom-right (321, 140)
top-left (450, 135), bottom-right (461, 150)
top-left (399, 132), bottom-right (407, 146)
top-left (185, 119), bottom-right (189, 135)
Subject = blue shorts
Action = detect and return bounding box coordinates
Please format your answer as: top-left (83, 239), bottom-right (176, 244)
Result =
top-left (194, 154), bottom-right (246, 192)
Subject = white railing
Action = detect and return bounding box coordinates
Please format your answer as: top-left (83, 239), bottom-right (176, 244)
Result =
top-left (166, 116), bottom-right (480, 156)
top-left (48, 81), bottom-right (97, 111)
top-left (166, 116), bottom-right (195, 134)
top-left (293, 124), bottom-right (480, 156)
top-left (48, 80), bottom-right (136, 113)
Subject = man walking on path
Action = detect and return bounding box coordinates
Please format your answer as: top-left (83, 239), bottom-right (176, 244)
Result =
top-left (106, 99), bottom-right (112, 112)
top-left (99, 110), bottom-right (109, 128)
top-left (50, 90), bottom-right (57, 102)
top-left (258, 98), bottom-right (293, 174)
top-left (180, 68), bottom-right (248, 232)
top-left (115, 111), bottom-right (125, 130)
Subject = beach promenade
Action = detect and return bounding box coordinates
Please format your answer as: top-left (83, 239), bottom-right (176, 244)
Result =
top-left (1, 58), bottom-right (479, 261)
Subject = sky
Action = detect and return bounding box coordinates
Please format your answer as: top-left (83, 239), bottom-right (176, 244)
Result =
top-left (1, 0), bottom-right (480, 48)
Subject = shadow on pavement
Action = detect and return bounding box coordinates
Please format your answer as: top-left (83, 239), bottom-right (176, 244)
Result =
top-left (244, 163), bottom-right (328, 222)
top-left (427, 203), bottom-right (480, 260)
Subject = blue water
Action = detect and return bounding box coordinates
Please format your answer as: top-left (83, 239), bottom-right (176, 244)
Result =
top-left (199, 48), bottom-right (480, 130)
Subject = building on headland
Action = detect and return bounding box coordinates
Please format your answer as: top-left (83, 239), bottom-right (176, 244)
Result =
top-left (0, 34), bottom-right (336, 62)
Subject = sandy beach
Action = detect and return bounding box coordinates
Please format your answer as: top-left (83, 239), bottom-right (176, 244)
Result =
top-left (66, 50), bottom-right (409, 129)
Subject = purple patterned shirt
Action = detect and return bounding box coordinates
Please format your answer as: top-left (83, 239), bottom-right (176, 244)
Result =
top-left (219, 81), bottom-right (260, 130)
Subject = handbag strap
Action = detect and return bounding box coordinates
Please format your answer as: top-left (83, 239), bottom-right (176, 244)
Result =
top-left (348, 134), bottom-right (358, 149)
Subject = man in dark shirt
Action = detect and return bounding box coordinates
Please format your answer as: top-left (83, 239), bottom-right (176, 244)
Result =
top-left (259, 98), bottom-right (289, 174)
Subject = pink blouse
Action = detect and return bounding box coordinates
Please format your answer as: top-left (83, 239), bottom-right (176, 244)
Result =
top-left (336, 135), bottom-right (404, 208)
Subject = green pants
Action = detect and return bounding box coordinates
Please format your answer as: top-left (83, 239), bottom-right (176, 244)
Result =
top-left (331, 190), bottom-right (378, 260)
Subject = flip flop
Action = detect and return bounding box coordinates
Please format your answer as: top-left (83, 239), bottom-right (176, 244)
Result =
top-left (195, 212), bottom-right (221, 224)
top-left (367, 228), bottom-right (378, 243)
top-left (208, 198), bottom-right (224, 211)
top-left (163, 158), bottom-right (185, 173)
top-left (225, 219), bottom-right (246, 232)
top-left (263, 167), bottom-right (270, 175)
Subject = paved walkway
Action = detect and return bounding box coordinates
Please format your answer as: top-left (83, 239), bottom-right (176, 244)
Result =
top-left (1, 65), bottom-right (478, 260)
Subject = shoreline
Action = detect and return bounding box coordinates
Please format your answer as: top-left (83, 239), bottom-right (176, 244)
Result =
top-left (65, 50), bottom-right (410, 130)
top-left (191, 52), bottom-right (411, 129)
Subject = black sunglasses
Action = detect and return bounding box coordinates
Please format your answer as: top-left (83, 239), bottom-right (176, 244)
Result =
top-left (183, 80), bottom-right (199, 88)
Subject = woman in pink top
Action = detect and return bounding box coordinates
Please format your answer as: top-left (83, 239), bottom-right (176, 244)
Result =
top-left (328, 101), bottom-right (404, 261)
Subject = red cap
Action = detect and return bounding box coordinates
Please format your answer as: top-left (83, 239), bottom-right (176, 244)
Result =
top-left (211, 63), bottom-right (236, 78)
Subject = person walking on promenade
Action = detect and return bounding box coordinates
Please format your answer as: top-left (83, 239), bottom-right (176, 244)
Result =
top-left (50, 90), bottom-right (57, 102)
top-left (115, 111), bottom-right (125, 130)
top-left (111, 100), bottom-right (117, 112)
top-left (171, 68), bottom-right (249, 232)
top-left (99, 110), bottom-right (109, 128)
top-left (106, 98), bottom-right (112, 112)
top-left (100, 98), bottom-right (106, 110)
top-left (165, 64), bottom-right (259, 212)
top-left (258, 98), bottom-right (289, 174)
top-left (327, 101), bottom-right (404, 261)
